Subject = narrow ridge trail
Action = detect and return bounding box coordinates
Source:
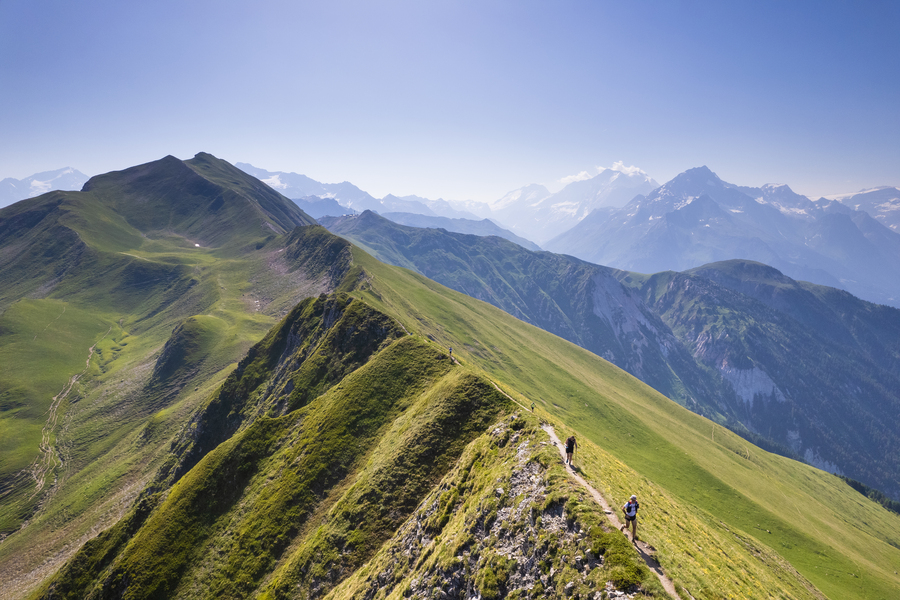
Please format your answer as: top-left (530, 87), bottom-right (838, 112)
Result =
top-left (488, 381), bottom-right (679, 598)
top-left (542, 424), bottom-right (679, 599)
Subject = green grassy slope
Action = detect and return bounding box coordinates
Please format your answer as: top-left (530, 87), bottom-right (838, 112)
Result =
top-left (32, 288), bottom-right (669, 600)
top-left (0, 153), bottom-right (340, 596)
top-left (33, 310), bottom-right (520, 600)
top-left (0, 300), bottom-right (117, 532)
top-left (349, 249), bottom-right (900, 599)
top-left (5, 169), bottom-right (898, 599)
top-left (322, 211), bottom-right (734, 419)
top-left (325, 212), bottom-right (900, 503)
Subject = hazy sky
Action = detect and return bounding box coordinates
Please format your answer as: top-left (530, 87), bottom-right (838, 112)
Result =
top-left (1, 0), bottom-right (898, 201)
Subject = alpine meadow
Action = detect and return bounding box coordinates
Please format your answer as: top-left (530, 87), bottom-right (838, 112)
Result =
top-left (0, 153), bottom-right (898, 600)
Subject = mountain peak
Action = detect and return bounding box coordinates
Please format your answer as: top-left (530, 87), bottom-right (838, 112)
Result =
top-left (80, 153), bottom-right (315, 247)
top-left (681, 165), bottom-right (720, 181)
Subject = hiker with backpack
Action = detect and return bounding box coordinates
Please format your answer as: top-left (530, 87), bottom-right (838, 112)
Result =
top-left (565, 435), bottom-right (577, 467)
top-left (621, 494), bottom-right (639, 542)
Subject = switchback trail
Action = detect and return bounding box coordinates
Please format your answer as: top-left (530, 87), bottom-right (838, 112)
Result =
top-left (542, 424), bottom-right (679, 599)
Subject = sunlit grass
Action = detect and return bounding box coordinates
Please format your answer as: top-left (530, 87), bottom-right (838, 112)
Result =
top-left (351, 248), bottom-right (900, 600)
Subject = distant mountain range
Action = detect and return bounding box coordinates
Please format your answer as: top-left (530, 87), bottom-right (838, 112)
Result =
top-left (236, 162), bottom-right (900, 311)
top-left (546, 166), bottom-right (900, 308)
top-left (235, 163), bottom-right (482, 219)
top-left (323, 210), bottom-right (900, 501)
top-left (827, 186), bottom-right (900, 232)
top-left (491, 166), bottom-right (659, 244)
top-left (0, 167), bottom-right (89, 208)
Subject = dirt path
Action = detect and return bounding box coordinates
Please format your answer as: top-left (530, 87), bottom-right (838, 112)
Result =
top-left (29, 327), bottom-right (112, 497)
top-left (541, 424), bottom-right (679, 599)
top-left (488, 380), bottom-right (679, 597)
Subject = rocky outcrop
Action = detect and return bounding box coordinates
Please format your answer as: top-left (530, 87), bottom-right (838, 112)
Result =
top-left (331, 414), bottom-right (655, 600)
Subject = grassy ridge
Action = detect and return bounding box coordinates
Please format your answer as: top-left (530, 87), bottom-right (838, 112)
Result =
top-left (36, 335), bottom-right (510, 599)
top-left (350, 249), bottom-right (900, 599)
top-left (259, 369), bottom-right (508, 599)
top-left (0, 156), bottom-right (341, 594)
top-left (327, 411), bottom-right (665, 600)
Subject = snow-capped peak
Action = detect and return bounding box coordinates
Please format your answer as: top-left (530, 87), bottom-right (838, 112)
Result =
top-left (609, 161), bottom-right (654, 183)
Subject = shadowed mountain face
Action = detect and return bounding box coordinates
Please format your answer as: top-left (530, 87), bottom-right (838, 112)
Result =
top-left (620, 260), bottom-right (900, 499)
top-left (546, 166), bottom-right (900, 308)
top-left (379, 211), bottom-right (542, 251)
top-left (323, 212), bottom-right (900, 499)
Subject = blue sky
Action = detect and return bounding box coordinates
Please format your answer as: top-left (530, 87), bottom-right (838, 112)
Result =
top-left (1, 0), bottom-right (898, 201)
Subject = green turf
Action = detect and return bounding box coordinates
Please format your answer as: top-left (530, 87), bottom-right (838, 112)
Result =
top-left (349, 248), bottom-right (900, 600)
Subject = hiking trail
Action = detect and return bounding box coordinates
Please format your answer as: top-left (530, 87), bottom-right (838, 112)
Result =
top-left (542, 424), bottom-right (680, 599)
top-left (28, 326), bottom-right (112, 498)
top-left (488, 381), bottom-right (679, 598)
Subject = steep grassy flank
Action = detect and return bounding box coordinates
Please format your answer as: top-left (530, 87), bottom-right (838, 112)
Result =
top-left (323, 211), bottom-right (734, 421)
top-left (0, 158), bottom-right (347, 593)
top-left (156, 293), bottom-right (407, 489)
top-left (327, 411), bottom-right (665, 600)
top-left (185, 152), bottom-right (316, 237)
top-left (37, 335), bottom-right (512, 600)
top-left (258, 369), bottom-right (507, 599)
top-left (349, 248), bottom-right (900, 600)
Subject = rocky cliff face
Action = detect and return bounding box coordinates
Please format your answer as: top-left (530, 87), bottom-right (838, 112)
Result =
top-left (629, 262), bottom-right (900, 499)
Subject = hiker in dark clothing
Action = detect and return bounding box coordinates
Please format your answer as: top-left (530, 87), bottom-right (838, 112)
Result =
top-left (621, 494), bottom-right (639, 542)
top-left (565, 435), bottom-right (577, 466)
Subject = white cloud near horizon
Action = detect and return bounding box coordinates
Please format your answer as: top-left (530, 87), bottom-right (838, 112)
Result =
top-left (608, 161), bottom-right (647, 176)
top-left (558, 170), bottom-right (593, 185)
top-left (559, 161), bottom-right (649, 186)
